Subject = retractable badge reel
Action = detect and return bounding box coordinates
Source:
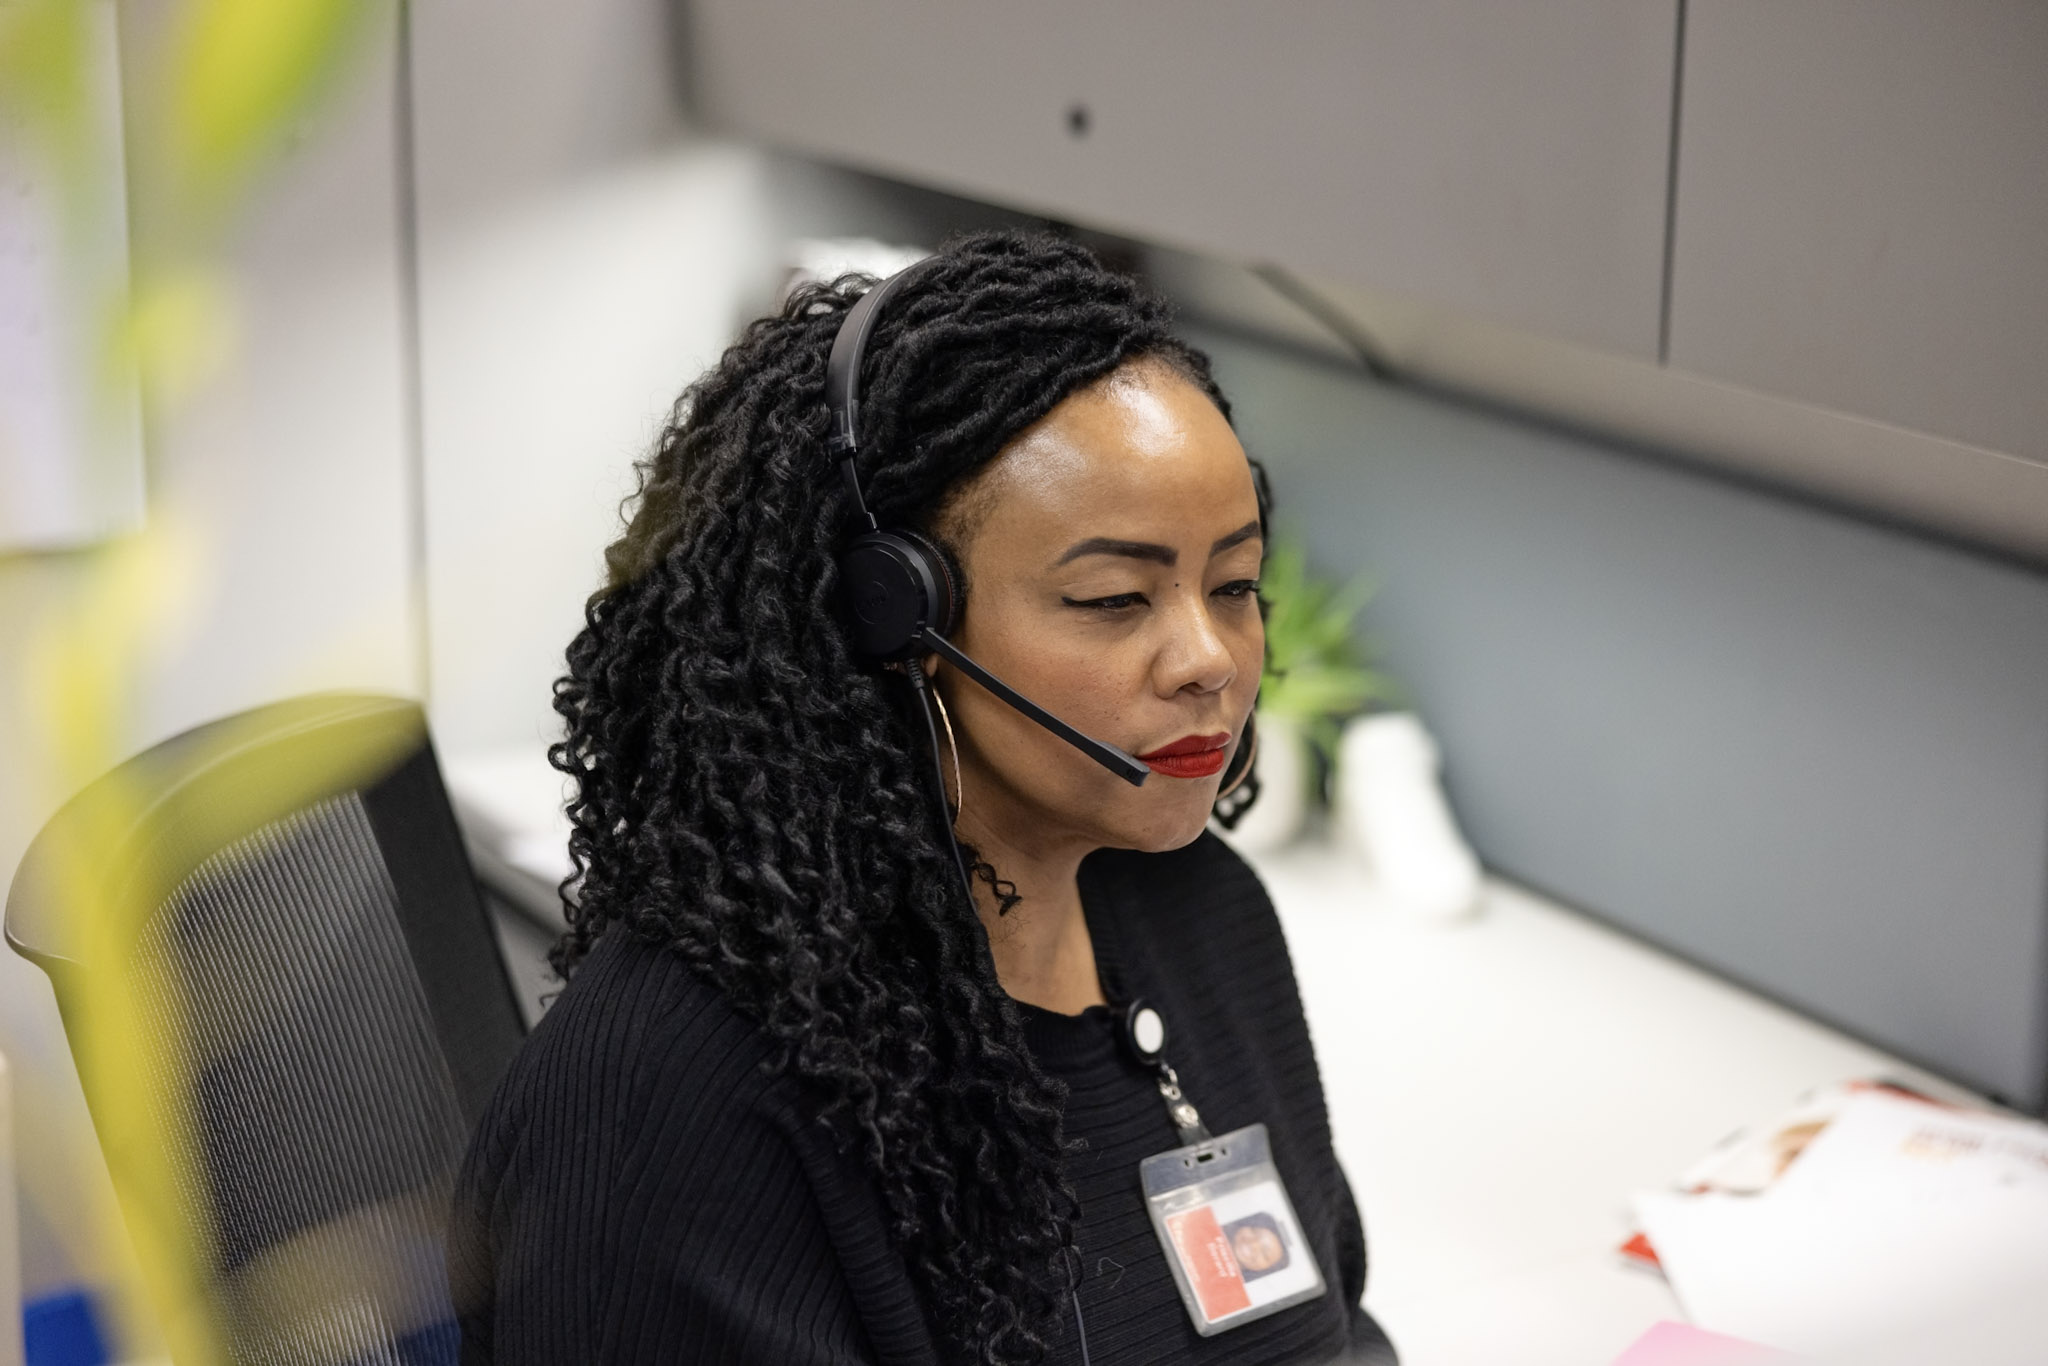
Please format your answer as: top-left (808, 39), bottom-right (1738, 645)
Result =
top-left (1120, 1001), bottom-right (1325, 1336)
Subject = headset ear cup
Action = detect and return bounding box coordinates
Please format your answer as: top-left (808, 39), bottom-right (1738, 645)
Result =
top-left (893, 529), bottom-right (962, 637)
top-left (838, 529), bottom-right (960, 660)
top-left (839, 534), bottom-right (927, 660)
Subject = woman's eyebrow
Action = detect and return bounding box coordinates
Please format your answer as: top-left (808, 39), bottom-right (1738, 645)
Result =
top-left (1053, 537), bottom-right (1177, 567)
top-left (1210, 521), bottom-right (1262, 557)
top-left (1052, 521), bottom-right (1263, 569)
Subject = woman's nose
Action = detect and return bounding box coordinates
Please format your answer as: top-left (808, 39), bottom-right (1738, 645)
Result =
top-left (1157, 598), bottom-right (1238, 698)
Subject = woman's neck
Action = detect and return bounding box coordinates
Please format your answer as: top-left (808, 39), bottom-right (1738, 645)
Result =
top-left (953, 810), bottom-right (1107, 1017)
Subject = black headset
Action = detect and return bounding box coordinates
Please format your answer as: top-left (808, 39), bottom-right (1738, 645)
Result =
top-left (826, 261), bottom-right (1257, 803)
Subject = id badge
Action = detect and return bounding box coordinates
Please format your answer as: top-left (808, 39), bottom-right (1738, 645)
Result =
top-left (1140, 1123), bottom-right (1326, 1336)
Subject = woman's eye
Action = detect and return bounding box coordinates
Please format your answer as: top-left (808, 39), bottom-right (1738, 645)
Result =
top-left (1062, 593), bottom-right (1147, 612)
top-left (1215, 579), bottom-right (1261, 600)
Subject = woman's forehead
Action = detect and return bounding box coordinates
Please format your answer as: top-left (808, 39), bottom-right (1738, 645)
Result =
top-left (968, 363), bottom-right (1254, 542)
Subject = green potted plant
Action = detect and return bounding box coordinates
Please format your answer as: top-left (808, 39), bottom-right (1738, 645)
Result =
top-left (1223, 535), bottom-right (1391, 852)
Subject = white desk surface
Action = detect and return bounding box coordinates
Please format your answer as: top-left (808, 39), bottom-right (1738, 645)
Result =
top-left (1244, 839), bottom-right (1970, 1366)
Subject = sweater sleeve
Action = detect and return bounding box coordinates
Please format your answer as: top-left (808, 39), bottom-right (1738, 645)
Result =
top-left (449, 936), bottom-right (883, 1366)
top-left (1329, 1161), bottom-right (1398, 1364)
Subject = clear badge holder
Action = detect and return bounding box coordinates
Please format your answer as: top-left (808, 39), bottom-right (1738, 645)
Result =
top-left (1139, 1122), bottom-right (1326, 1336)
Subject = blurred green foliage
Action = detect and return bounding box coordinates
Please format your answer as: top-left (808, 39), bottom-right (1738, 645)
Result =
top-left (0, 0), bottom-right (377, 400)
top-left (170, 0), bottom-right (368, 200)
top-left (0, 0), bottom-right (92, 157)
top-left (0, 0), bottom-right (371, 192)
top-left (1258, 534), bottom-right (1394, 769)
top-left (0, 3), bottom-right (380, 1362)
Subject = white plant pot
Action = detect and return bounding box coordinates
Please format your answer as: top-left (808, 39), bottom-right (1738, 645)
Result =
top-left (1332, 711), bottom-right (1483, 919)
top-left (1216, 710), bottom-right (1309, 854)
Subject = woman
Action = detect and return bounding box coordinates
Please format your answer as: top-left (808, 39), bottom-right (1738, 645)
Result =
top-left (450, 231), bottom-right (1396, 1365)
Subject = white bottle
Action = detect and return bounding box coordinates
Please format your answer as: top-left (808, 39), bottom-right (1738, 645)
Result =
top-left (1332, 712), bottom-right (1483, 919)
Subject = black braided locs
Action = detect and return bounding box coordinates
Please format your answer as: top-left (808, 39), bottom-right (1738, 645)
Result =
top-left (549, 230), bottom-right (1238, 1364)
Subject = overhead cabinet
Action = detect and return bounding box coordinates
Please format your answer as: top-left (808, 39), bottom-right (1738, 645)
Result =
top-left (1668, 0), bottom-right (2048, 466)
top-left (684, 0), bottom-right (1679, 360)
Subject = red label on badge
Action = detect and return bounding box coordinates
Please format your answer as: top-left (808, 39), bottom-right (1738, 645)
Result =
top-left (1165, 1205), bottom-right (1252, 1321)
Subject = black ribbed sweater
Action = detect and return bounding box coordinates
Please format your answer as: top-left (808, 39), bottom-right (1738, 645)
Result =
top-left (448, 833), bottom-right (1397, 1364)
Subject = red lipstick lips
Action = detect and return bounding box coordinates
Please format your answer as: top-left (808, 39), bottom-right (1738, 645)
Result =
top-left (1136, 732), bottom-right (1232, 779)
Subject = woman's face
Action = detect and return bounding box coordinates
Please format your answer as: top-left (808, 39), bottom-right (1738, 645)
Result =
top-left (932, 358), bottom-right (1264, 858)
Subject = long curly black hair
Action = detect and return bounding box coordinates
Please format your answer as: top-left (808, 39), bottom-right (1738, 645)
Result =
top-left (550, 230), bottom-right (1236, 1363)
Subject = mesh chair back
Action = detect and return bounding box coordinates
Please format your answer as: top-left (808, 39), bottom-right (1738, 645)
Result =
top-left (6, 694), bottom-right (526, 1365)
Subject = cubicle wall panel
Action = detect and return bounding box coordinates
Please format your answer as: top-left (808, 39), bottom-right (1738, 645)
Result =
top-left (684, 0), bottom-right (1677, 359)
top-left (1199, 328), bottom-right (2048, 1110)
top-left (1668, 0), bottom-right (2048, 464)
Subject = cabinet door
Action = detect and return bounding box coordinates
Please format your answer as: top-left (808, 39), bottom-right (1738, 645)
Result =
top-left (1669, 0), bottom-right (2048, 463)
top-left (686, 0), bottom-right (1677, 358)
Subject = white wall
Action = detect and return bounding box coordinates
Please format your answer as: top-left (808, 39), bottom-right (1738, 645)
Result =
top-left (0, 0), bottom-right (145, 553)
top-left (408, 0), bottom-right (789, 751)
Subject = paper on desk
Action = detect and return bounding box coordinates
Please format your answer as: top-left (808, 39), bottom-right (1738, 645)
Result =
top-left (1769, 1087), bottom-right (2048, 1205)
top-left (1635, 1091), bottom-right (2048, 1361)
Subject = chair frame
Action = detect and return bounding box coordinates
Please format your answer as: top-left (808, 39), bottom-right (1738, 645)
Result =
top-left (5, 692), bottom-right (527, 1128)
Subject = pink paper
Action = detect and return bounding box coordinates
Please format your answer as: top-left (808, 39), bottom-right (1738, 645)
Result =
top-left (1610, 1321), bottom-right (1786, 1365)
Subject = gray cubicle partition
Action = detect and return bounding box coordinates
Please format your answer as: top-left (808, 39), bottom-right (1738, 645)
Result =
top-left (1195, 327), bottom-right (2048, 1113)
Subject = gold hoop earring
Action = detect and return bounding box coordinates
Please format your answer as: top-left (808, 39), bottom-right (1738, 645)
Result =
top-left (931, 684), bottom-right (963, 823)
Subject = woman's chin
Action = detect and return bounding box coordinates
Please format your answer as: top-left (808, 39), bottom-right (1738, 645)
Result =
top-left (1111, 795), bottom-right (1222, 853)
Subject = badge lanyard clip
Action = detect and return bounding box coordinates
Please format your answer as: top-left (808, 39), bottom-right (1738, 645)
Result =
top-left (1121, 998), bottom-right (1212, 1146)
top-left (1155, 1063), bottom-right (1210, 1148)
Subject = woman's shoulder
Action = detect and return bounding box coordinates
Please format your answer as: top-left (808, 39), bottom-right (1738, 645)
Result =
top-left (520, 925), bottom-right (780, 1085)
top-left (450, 930), bottom-right (933, 1364)
top-left (461, 927), bottom-right (798, 1188)
top-left (550, 923), bottom-right (761, 1040)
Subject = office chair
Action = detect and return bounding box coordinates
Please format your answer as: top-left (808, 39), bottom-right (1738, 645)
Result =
top-left (6, 694), bottom-right (527, 1365)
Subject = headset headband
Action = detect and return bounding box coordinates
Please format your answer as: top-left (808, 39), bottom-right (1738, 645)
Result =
top-left (826, 262), bottom-right (932, 531)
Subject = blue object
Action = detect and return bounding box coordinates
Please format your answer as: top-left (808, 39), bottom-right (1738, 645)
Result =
top-left (23, 1286), bottom-right (111, 1366)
